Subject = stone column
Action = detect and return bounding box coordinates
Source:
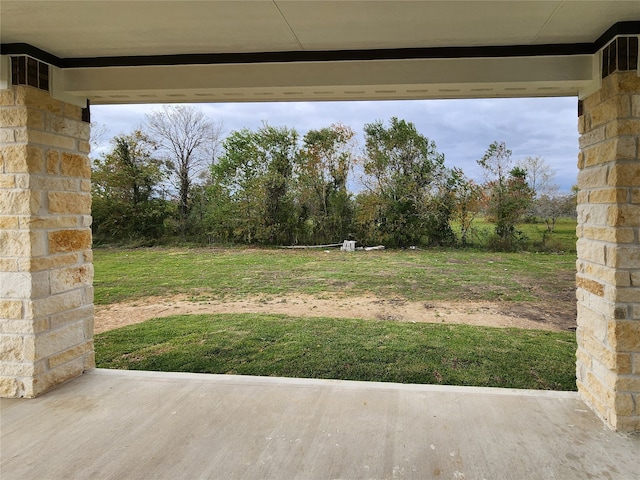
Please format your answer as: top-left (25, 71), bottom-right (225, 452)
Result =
top-left (576, 37), bottom-right (640, 432)
top-left (1, 79), bottom-right (94, 397)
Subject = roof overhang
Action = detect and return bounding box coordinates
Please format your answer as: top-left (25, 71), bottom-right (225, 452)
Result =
top-left (1, 1), bottom-right (639, 106)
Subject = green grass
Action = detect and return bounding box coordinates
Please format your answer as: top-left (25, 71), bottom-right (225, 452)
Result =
top-left (94, 247), bottom-right (576, 305)
top-left (94, 232), bottom-right (578, 391)
top-left (462, 217), bottom-right (577, 252)
top-left (95, 313), bottom-right (577, 391)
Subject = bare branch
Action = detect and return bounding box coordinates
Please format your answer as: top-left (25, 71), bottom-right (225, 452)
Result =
top-left (144, 105), bottom-right (224, 230)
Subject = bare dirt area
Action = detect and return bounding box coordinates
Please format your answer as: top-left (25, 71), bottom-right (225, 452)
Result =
top-left (94, 293), bottom-right (577, 334)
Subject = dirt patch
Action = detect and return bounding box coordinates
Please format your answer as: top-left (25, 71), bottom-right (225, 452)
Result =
top-left (94, 293), bottom-right (576, 334)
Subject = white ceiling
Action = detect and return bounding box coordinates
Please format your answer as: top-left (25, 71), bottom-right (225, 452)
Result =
top-left (2, 1), bottom-right (639, 57)
top-left (1, 1), bottom-right (639, 104)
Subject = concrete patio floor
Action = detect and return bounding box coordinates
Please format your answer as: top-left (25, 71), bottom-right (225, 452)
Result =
top-left (1, 369), bottom-right (639, 479)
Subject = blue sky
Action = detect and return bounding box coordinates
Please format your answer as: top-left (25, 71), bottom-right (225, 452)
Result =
top-left (91, 96), bottom-right (579, 192)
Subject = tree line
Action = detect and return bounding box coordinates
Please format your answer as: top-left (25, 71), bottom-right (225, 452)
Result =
top-left (91, 106), bottom-right (576, 250)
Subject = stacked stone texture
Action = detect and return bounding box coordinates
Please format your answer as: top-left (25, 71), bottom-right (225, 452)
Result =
top-left (577, 71), bottom-right (640, 432)
top-left (0, 85), bottom-right (94, 398)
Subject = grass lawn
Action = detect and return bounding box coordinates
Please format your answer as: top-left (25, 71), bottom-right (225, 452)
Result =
top-left (95, 313), bottom-right (577, 391)
top-left (93, 246), bottom-right (576, 305)
top-left (94, 239), bottom-right (578, 391)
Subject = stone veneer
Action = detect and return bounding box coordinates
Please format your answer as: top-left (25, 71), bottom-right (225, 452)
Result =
top-left (577, 70), bottom-right (640, 432)
top-left (0, 85), bottom-right (94, 397)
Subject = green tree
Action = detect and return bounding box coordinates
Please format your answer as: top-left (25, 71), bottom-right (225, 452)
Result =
top-left (208, 128), bottom-right (265, 244)
top-left (209, 125), bottom-right (299, 245)
top-left (354, 191), bottom-right (386, 246)
top-left (296, 123), bottom-right (356, 244)
top-left (360, 117), bottom-right (455, 247)
top-left (261, 126), bottom-right (299, 244)
top-left (451, 169), bottom-right (483, 247)
top-left (478, 141), bottom-right (534, 249)
top-left (91, 131), bottom-right (172, 243)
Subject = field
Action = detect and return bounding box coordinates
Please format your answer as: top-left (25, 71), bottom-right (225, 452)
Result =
top-left (455, 217), bottom-right (578, 253)
top-left (94, 242), bottom-right (579, 391)
top-left (93, 246), bottom-right (576, 304)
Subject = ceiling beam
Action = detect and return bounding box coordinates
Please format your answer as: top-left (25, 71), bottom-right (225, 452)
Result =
top-left (57, 54), bottom-right (596, 104)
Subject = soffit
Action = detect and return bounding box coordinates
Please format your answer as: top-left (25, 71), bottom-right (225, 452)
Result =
top-left (1, 1), bottom-right (639, 104)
